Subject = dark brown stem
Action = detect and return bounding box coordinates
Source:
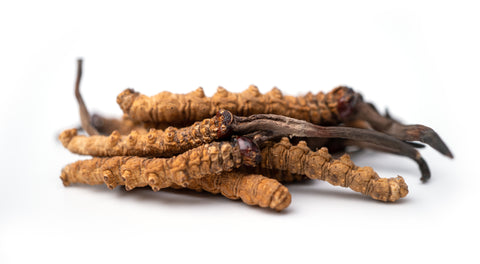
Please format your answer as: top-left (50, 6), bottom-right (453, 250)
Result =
top-left (353, 102), bottom-right (453, 158)
top-left (74, 59), bottom-right (99, 136)
top-left (229, 112), bottom-right (430, 181)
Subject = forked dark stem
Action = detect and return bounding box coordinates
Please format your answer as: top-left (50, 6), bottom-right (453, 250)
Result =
top-left (229, 112), bottom-right (430, 181)
top-left (354, 102), bottom-right (453, 158)
top-left (74, 59), bottom-right (99, 136)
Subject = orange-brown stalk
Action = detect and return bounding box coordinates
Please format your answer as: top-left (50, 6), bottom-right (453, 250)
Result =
top-left (60, 139), bottom-right (257, 191)
top-left (60, 157), bottom-right (289, 210)
top-left (59, 111), bottom-right (232, 157)
top-left (117, 85), bottom-right (352, 126)
top-left (171, 172), bottom-right (291, 211)
top-left (260, 138), bottom-right (409, 202)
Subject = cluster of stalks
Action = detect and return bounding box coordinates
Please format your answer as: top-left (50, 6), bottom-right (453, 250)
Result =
top-left (58, 59), bottom-right (452, 211)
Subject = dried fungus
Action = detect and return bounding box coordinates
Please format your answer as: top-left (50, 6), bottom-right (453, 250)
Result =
top-left (58, 59), bottom-right (452, 211)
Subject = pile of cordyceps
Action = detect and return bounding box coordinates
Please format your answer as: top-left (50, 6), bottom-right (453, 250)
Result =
top-left (59, 60), bottom-right (453, 211)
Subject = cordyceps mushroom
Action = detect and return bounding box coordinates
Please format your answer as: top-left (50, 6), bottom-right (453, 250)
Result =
top-left (58, 59), bottom-right (453, 211)
top-left (115, 80), bottom-right (452, 158)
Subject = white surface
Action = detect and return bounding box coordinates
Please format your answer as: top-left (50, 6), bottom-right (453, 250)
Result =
top-left (0, 1), bottom-right (478, 263)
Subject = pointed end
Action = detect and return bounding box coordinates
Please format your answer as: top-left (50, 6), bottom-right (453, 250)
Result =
top-left (445, 151), bottom-right (454, 159)
top-left (417, 156), bottom-right (431, 183)
top-left (420, 129), bottom-right (454, 159)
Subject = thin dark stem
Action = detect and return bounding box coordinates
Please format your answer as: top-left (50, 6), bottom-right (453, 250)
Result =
top-left (342, 140), bottom-right (430, 182)
top-left (74, 59), bottom-right (99, 136)
top-left (354, 101), bottom-right (453, 158)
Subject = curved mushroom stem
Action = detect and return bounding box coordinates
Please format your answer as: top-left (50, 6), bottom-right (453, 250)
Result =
top-left (341, 140), bottom-right (431, 182)
top-left (230, 112), bottom-right (430, 181)
top-left (353, 101), bottom-right (453, 158)
top-left (74, 59), bottom-right (99, 136)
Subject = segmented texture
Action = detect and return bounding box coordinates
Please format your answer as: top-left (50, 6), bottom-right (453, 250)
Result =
top-left (59, 113), bottom-right (229, 157)
top-left (170, 172), bottom-right (291, 211)
top-left (260, 138), bottom-right (409, 202)
top-left (60, 141), bottom-right (244, 190)
top-left (117, 85), bottom-right (352, 125)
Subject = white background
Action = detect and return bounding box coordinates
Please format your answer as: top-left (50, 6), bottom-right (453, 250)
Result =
top-left (1, 1), bottom-right (478, 263)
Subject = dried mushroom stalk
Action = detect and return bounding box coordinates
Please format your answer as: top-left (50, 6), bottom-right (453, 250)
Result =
top-left (232, 112), bottom-right (431, 181)
top-left (117, 85), bottom-right (348, 126)
top-left (350, 102), bottom-right (453, 158)
top-left (60, 137), bottom-right (260, 190)
top-left (74, 59), bottom-right (98, 136)
top-left (59, 111), bottom-right (233, 157)
top-left (117, 85), bottom-right (452, 158)
top-left (170, 172), bottom-right (291, 211)
top-left (260, 138), bottom-right (408, 202)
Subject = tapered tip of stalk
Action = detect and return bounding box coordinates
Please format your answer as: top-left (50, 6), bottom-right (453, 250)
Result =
top-left (417, 156), bottom-right (431, 182)
top-left (420, 129), bottom-right (454, 159)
